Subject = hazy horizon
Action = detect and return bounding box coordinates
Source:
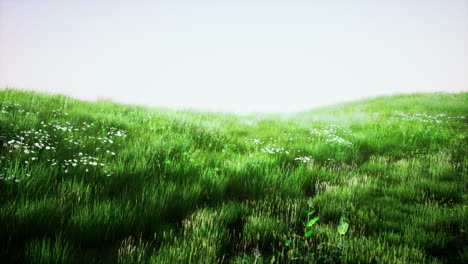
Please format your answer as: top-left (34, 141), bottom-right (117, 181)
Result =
top-left (1, 0), bottom-right (467, 113)
top-left (1, 87), bottom-right (466, 115)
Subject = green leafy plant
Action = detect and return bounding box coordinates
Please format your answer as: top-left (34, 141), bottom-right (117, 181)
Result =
top-left (283, 200), bottom-right (321, 261)
top-left (283, 201), bottom-right (350, 263)
top-left (337, 214), bottom-right (349, 250)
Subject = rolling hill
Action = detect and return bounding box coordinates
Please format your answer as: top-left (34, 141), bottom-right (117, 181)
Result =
top-left (0, 89), bottom-right (466, 263)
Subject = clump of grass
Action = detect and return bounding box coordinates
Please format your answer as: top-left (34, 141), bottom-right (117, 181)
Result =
top-left (25, 234), bottom-right (73, 264)
top-left (117, 235), bottom-right (151, 264)
top-left (281, 200), bottom-right (350, 263)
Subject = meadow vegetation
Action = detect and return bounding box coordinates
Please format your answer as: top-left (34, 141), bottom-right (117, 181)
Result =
top-left (0, 89), bottom-right (466, 263)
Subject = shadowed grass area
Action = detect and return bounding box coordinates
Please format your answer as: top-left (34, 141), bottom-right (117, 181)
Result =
top-left (0, 89), bottom-right (467, 263)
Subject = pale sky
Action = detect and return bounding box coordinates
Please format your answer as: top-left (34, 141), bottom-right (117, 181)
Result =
top-left (1, 0), bottom-right (467, 113)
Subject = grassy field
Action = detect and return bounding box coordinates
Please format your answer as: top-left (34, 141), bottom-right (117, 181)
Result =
top-left (0, 89), bottom-right (466, 263)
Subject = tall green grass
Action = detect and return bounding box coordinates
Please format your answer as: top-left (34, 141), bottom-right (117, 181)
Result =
top-left (0, 89), bottom-right (466, 263)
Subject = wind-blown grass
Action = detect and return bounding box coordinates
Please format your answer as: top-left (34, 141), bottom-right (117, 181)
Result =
top-left (0, 89), bottom-right (466, 263)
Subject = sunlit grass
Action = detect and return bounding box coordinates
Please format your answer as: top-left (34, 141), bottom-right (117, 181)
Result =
top-left (0, 89), bottom-right (467, 263)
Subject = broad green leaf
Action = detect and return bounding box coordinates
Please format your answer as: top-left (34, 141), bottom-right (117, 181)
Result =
top-left (308, 210), bottom-right (316, 216)
top-left (340, 214), bottom-right (348, 222)
top-left (285, 239), bottom-right (292, 246)
top-left (306, 216), bottom-right (320, 227)
top-left (337, 221), bottom-right (349, 235)
top-left (304, 229), bottom-right (313, 237)
top-left (269, 256), bottom-right (276, 264)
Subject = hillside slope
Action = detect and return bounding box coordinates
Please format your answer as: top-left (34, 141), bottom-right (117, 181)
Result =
top-left (0, 89), bottom-right (467, 263)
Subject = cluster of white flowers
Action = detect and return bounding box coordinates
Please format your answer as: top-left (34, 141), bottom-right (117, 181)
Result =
top-left (246, 138), bottom-right (264, 145)
top-left (0, 101), bottom-right (39, 115)
top-left (247, 127), bottom-right (353, 160)
top-left (52, 109), bottom-right (69, 117)
top-left (294, 156), bottom-right (313, 163)
top-left (309, 125), bottom-right (353, 146)
top-left (0, 176), bottom-right (21, 182)
top-left (391, 111), bottom-right (465, 124)
top-left (2, 128), bottom-right (56, 157)
top-left (281, 131), bottom-right (310, 142)
top-left (261, 144), bottom-right (290, 155)
top-left (0, 103), bottom-right (127, 181)
top-left (109, 127), bottom-right (127, 137)
top-left (246, 137), bottom-right (292, 155)
top-left (246, 128), bottom-right (352, 163)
